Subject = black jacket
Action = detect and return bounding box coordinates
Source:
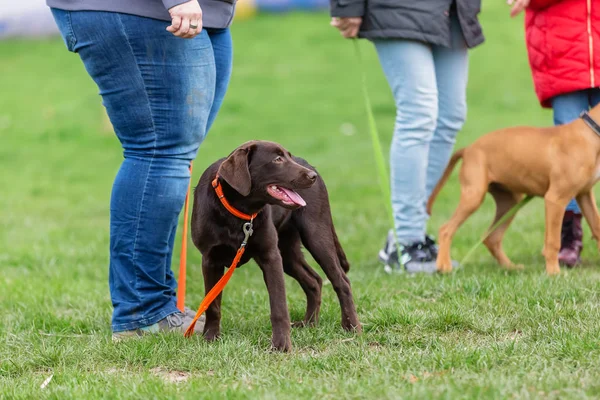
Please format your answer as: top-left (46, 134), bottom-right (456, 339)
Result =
top-left (330, 0), bottom-right (484, 49)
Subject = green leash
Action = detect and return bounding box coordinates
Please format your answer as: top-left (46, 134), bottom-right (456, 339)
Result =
top-left (352, 39), bottom-right (534, 269)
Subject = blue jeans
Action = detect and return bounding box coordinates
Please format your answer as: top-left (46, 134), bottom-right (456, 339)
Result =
top-left (373, 14), bottom-right (468, 245)
top-left (551, 88), bottom-right (600, 214)
top-left (51, 10), bottom-right (232, 331)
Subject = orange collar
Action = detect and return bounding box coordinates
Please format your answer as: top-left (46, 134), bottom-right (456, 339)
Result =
top-left (212, 175), bottom-right (258, 221)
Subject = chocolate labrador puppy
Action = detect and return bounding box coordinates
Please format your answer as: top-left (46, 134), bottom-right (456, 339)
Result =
top-left (191, 140), bottom-right (361, 351)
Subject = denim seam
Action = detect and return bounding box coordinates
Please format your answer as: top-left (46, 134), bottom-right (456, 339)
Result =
top-left (115, 14), bottom-right (159, 317)
top-left (65, 11), bottom-right (77, 51)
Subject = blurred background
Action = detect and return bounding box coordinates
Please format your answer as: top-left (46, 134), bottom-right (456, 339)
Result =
top-left (0, 0), bottom-right (557, 297)
top-left (0, 0), bottom-right (551, 272)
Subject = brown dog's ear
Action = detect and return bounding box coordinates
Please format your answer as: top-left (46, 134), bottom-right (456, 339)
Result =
top-left (218, 147), bottom-right (252, 196)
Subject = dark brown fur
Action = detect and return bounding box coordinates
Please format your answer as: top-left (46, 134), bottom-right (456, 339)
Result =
top-left (191, 140), bottom-right (361, 352)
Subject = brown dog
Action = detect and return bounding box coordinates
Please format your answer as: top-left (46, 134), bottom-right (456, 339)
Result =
top-left (191, 140), bottom-right (361, 352)
top-left (427, 106), bottom-right (600, 275)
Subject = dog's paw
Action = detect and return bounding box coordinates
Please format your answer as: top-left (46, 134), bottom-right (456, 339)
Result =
top-left (342, 317), bottom-right (362, 333)
top-left (292, 320), bottom-right (317, 328)
top-left (270, 334), bottom-right (292, 352)
top-left (503, 263), bottom-right (524, 271)
top-left (203, 327), bottom-right (221, 342)
top-left (436, 264), bottom-right (453, 274)
top-left (291, 321), bottom-right (306, 328)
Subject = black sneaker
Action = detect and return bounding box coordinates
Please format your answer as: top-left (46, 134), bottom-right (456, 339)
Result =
top-left (378, 229), bottom-right (398, 267)
top-left (379, 230), bottom-right (437, 274)
top-left (424, 234), bottom-right (460, 268)
top-left (424, 234), bottom-right (438, 259)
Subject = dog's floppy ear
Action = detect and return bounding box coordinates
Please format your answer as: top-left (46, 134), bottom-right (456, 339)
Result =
top-left (218, 146), bottom-right (252, 196)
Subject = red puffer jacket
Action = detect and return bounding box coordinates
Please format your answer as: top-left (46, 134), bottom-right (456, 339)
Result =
top-left (525, 0), bottom-right (600, 108)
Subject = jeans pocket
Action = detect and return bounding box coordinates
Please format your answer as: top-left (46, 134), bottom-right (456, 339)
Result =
top-left (50, 8), bottom-right (77, 52)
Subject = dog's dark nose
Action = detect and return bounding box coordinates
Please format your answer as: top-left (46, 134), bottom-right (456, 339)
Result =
top-left (306, 170), bottom-right (317, 182)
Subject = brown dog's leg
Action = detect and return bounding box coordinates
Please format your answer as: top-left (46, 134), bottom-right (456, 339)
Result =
top-left (280, 233), bottom-right (322, 327)
top-left (279, 226), bottom-right (322, 326)
top-left (484, 188), bottom-right (523, 270)
top-left (437, 159), bottom-right (487, 273)
top-left (254, 248), bottom-right (292, 352)
top-left (543, 195), bottom-right (569, 275)
top-left (577, 191), bottom-right (600, 248)
top-left (298, 225), bottom-right (361, 333)
top-left (202, 259), bottom-right (224, 341)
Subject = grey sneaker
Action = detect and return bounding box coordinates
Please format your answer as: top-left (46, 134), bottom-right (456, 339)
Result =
top-left (378, 229), bottom-right (437, 274)
top-left (112, 311), bottom-right (206, 342)
top-left (184, 306), bottom-right (199, 319)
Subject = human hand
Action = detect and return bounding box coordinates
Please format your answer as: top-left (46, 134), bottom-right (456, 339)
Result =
top-left (330, 17), bottom-right (362, 39)
top-left (167, 0), bottom-right (203, 38)
top-left (508, 0), bottom-right (530, 17)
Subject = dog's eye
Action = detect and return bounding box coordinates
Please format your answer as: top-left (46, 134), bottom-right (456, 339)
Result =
top-left (273, 156), bottom-right (284, 163)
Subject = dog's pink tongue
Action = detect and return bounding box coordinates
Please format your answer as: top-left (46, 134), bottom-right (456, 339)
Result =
top-left (280, 187), bottom-right (306, 207)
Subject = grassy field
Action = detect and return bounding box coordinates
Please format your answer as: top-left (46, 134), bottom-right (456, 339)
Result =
top-left (3, 2), bottom-right (600, 399)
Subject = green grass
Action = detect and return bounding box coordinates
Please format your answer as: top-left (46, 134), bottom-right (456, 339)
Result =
top-left (2, 3), bottom-right (600, 398)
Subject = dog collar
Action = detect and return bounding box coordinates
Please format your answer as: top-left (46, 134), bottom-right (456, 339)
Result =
top-left (212, 174), bottom-right (258, 221)
top-left (580, 111), bottom-right (600, 137)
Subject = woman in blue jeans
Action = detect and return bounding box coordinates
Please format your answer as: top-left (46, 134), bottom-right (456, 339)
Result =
top-left (48, 0), bottom-right (235, 339)
top-left (330, 0), bottom-right (485, 272)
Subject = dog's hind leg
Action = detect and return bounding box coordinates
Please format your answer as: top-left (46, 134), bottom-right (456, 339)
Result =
top-left (279, 227), bottom-right (322, 327)
top-left (436, 153), bottom-right (488, 273)
top-left (543, 193), bottom-right (570, 275)
top-left (577, 191), bottom-right (600, 250)
top-left (296, 221), bottom-right (361, 332)
top-left (484, 187), bottom-right (524, 270)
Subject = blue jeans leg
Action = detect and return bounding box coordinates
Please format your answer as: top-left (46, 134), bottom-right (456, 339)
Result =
top-left (426, 17), bottom-right (468, 199)
top-left (589, 87), bottom-right (600, 107)
top-left (206, 28), bottom-right (233, 132)
top-left (164, 27), bottom-right (232, 301)
top-left (51, 10), bottom-right (217, 331)
top-left (373, 17), bottom-right (468, 245)
top-left (551, 90), bottom-right (593, 214)
top-left (374, 39), bottom-right (437, 245)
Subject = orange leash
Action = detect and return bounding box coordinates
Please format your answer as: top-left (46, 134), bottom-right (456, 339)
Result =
top-left (184, 221), bottom-right (254, 337)
top-left (177, 162), bottom-right (193, 312)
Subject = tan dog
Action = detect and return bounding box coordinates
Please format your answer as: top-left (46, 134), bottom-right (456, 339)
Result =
top-left (427, 105), bottom-right (600, 275)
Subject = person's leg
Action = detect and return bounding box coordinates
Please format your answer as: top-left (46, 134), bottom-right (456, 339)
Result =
top-left (165, 28), bottom-right (233, 301)
top-left (418, 13), bottom-right (469, 261)
top-left (552, 90), bottom-right (589, 213)
top-left (551, 90), bottom-right (589, 266)
top-left (427, 14), bottom-right (468, 200)
top-left (589, 87), bottom-right (600, 108)
top-left (206, 28), bottom-right (233, 132)
top-left (51, 10), bottom-right (216, 332)
top-left (373, 39), bottom-right (437, 245)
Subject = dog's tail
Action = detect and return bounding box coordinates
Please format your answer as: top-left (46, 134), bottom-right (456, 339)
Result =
top-left (332, 226), bottom-right (350, 273)
top-left (426, 148), bottom-right (465, 215)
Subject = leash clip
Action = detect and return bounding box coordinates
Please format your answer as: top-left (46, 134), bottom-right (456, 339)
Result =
top-left (241, 221), bottom-right (253, 247)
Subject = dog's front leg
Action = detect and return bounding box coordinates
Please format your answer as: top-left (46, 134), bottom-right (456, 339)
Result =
top-left (543, 196), bottom-right (569, 275)
top-left (255, 248), bottom-right (292, 352)
top-left (202, 257), bottom-right (225, 341)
